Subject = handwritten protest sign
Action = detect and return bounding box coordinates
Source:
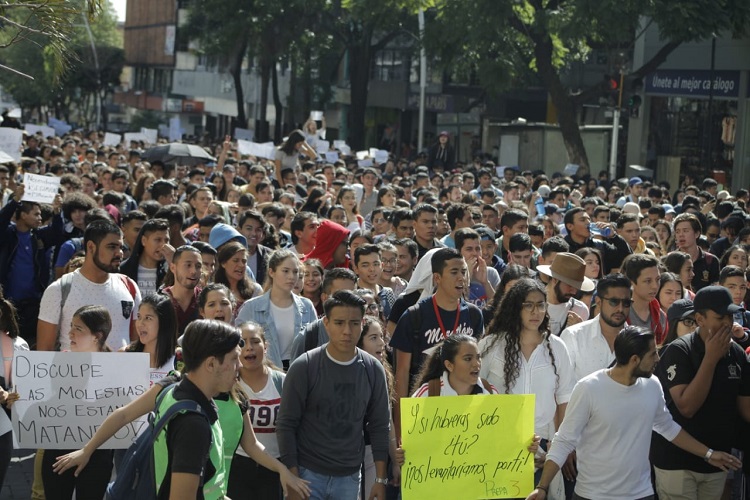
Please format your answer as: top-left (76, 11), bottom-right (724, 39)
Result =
top-left (234, 127), bottom-right (254, 141)
top-left (0, 128), bottom-right (23, 162)
top-left (400, 394), bottom-right (535, 500)
top-left (22, 173), bottom-right (61, 203)
top-left (12, 351), bottom-right (150, 449)
top-left (324, 151), bottom-right (339, 163)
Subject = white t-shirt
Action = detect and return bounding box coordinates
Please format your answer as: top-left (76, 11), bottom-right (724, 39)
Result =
top-left (149, 355), bottom-right (175, 387)
top-left (39, 270), bottom-right (141, 351)
top-left (137, 265), bottom-right (158, 297)
top-left (270, 301), bottom-right (296, 361)
top-left (547, 298), bottom-right (589, 336)
top-left (560, 316), bottom-right (616, 382)
top-left (238, 373), bottom-right (283, 458)
top-left (546, 371), bottom-right (681, 500)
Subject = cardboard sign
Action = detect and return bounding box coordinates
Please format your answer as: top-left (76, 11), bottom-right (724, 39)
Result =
top-left (22, 173), bottom-right (60, 203)
top-left (237, 140), bottom-right (276, 160)
top-left (25, 124), bottom-right (56, 138)
top-left (0, 128), bottom-right (23, 162)
top-left (310, 110), bottom-right (324, 121)
top-left (400, 394), bottom-right (535, 499)
top-left (12, 351), bottom-right (150, 449)
top-left (234, 127), bottom-right (254, 141)
top-left (324, 151), bottom-right (339, 163)
top-left (103, 132), bottom-right (121, 147)
top-left (315, 140), bottom-right (330, 153)
top-left (140, 128), bottom-right (158, 145)
top-left (168, 117), bottom-right (182, 142)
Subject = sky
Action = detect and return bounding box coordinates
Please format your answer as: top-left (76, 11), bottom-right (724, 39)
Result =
top-left (111, 0), bottom-right (126, 22)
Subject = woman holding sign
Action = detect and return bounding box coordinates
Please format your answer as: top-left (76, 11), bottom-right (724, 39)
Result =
top-left (412, 334), bottom-right (498, 397)
top-left (42, 305), bottom-right (115, 500)
top-left (479, 278), bottom-right (575, 496)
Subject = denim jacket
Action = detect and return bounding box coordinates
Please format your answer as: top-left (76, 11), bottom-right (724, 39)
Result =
top-left (235, 291), bottom-right (317, 367)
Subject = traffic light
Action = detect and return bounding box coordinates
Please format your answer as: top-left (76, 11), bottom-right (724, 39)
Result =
top-left (628, 95), bottom-right (642, 118)
top-left (624, 76), bottom-right (643, 117)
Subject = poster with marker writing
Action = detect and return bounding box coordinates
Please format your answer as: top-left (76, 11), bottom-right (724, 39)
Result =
top-left (11, 351), bottom-right (150, 449)
top-left (400, 394), bottom-right (535, 499)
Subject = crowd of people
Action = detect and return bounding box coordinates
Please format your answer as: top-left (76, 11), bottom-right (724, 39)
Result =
top-left (0, 124), bottom-right (750, 499)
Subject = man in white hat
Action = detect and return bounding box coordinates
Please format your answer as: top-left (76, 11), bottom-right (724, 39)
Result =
top-left (537, 252), bottom-right (593, 336)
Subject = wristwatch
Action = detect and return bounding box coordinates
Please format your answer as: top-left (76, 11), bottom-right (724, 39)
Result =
top-left (374, 477), bottom-right (388, 485)
top-left (704, 448), bottom-right (714, 462)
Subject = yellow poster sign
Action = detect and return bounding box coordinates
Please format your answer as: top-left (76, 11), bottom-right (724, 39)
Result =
top-left (400, 394), bottom-right (535, 499)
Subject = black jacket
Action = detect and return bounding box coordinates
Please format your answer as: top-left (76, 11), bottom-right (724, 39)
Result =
top-left (564, 233), bottom-right (632, 274)
top-left (0, 199), bottom-right (66, 298)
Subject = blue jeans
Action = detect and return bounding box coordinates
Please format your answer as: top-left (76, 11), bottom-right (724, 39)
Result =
top-left (299, 466), bottom-right (361, 500)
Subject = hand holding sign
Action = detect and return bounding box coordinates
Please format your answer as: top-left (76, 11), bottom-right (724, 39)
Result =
top-left (400, 394), bottom-right (535, 499)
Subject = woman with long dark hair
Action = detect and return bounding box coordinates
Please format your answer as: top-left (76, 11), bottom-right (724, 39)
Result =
top-left (274, 130), bottom-right (316, 187)
top-left (0, 298), bottom-right (27, 489)
top-left (125, 293), bottom-right (178, 379)
top-left (214, 242), bottom-right (262, 315)
top-left (479, 278), bottom-right (573, 492)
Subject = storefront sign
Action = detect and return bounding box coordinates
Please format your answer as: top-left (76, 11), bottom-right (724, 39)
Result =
top-left (645, 70), bottom-right (740, 99)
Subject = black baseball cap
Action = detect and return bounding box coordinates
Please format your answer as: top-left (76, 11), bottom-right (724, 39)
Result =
top-left (667, 299), bottom-right (695, 325)
top-left (693, 286), bottom-right (743, 315)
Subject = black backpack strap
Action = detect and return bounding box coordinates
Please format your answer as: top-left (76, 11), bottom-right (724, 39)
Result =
top-left (304, 321), bottom-right (320, 352)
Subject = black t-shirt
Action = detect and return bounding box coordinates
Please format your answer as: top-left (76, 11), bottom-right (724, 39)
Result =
top-left (691, 249), bottom-right (720, 292)
top-left (389, 297), bottom-right (483, 383)
top-left (157, 376), bottom-right (219, 500)
top-left (387, 290), bottom-right (420, 325)
top-left (651, 331), bottom-right (750, 472)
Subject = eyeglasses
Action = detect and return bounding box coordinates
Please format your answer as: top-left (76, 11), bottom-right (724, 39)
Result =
top-left (366, 303), bottom-right (381, 312)
top-left (600, 297), bottom-right (633, 308)
top-left (680, 318), bottom-right (697, 328)
top-left (382, 258), bottom-right (397, 265)
top-left (521, 301), bottom-right (547, 313)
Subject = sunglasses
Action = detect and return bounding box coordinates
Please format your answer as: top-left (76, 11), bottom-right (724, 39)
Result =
top-left (600, 297), bottom-right (633, 308)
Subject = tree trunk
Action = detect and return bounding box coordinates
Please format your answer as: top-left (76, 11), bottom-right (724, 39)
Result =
top-left (347, 42), bottom-right (371, 151)
top-left (258, 59), bottom-right (272, 142)
top-left (303, 44), bottom-right (312, 122)
top-left (272, 63), bottom-right (283, 142)
top-left (533, 35), bottom-right (590, 174)
top-left (228, 36), bottom-right (248, 128)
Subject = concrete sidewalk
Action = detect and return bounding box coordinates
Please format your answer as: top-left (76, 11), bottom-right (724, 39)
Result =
top-left (2, 449), bottom-right (35, 499)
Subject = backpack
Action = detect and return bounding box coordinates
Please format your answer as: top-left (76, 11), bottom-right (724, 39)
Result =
top-left (304, 346), bottom-right (378, 394)
top-left (303, 319), bottom-right (325, 353)
top-left (427, 377), bottom-right (492, 396)
top-left (107, 384), bottom-right (208, 500)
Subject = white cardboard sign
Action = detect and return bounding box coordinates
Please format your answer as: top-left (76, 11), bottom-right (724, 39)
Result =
top-left (12, 351), bottom-right (150, 449)
top-left (22, 173), bottom-right (60, 203)
top-left (0, 128), bottom-right (23, 162)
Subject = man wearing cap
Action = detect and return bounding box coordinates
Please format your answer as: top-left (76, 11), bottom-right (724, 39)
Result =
top-left (563, 207), bottom-right (632, 274)
top-left (476, 226), bottom-right (507, 278)
top-left (616, 177), bottom-right (643, 207)
top-left (652, 286), bottom-right (750, 500)
top-left (537, 252), bottom-right (592, 336)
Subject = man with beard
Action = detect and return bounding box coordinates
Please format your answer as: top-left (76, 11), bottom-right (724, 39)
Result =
top-left (561, 274), bottom-right (632, 382)
top-left (37, 220), bottom-right (141, 351)
top-left (161, 245), bottom-right (203, 335)
top-left (537, 252), bottom-right (593, 336)
top-left (528, 326), bottom-right (741, 500)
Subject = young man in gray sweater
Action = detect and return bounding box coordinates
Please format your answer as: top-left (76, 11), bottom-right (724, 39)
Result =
top-left (277, 290), bottom-right (391, 500)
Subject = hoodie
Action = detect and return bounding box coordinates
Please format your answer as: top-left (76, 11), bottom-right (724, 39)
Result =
top-left (303, 220), bottom-right (349, 269)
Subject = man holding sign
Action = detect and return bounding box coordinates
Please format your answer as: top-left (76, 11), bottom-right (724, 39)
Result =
top-left (0, 184), bottom-right (64, 345)
top-left (528, 326), bottom-right (741, 500)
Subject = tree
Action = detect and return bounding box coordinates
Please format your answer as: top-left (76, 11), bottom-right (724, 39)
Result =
top-left (313, 0), bottom-right (417, 150)
top-left (426, 0), bottom-right (750, 174)
top-left (0, 0), bottom-right (103, 82)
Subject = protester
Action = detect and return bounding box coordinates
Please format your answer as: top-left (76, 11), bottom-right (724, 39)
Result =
top-left (125, 293), bottom-right (177, 381)
top-left (528, 326), bottom-right (741, 500)
top-left (42, 306), bottom-right (115, 500)
top-left (235, 249), bottom-right (316, 369)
